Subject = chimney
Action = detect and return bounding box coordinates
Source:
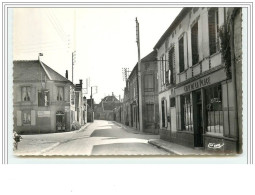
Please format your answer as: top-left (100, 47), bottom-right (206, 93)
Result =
top-left (65, 70), bottom-right (68, 79)
top-left (112, 92), bottom-right (114, 96)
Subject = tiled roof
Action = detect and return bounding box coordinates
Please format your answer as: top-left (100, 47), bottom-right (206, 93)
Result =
top-left (42, 62), bottom-right (70, 82)
top-left (13, 60), bottom-right (72, 84)
top-left (13, 60), bottom-right (48, 81)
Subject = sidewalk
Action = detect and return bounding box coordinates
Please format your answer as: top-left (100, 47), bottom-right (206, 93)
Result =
top-left (148, 139), bottom-right (212, 156)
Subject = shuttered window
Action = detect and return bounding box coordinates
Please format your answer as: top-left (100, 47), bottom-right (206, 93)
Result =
top-left (161, 99), bottom-right (167, 128)
top-left (169, 47), bottom-right (175, 84)
top-left (144, 74), bottom-right (154, 92)
top-left (146, 104), bottom-right (154, 122)
top-left (31, 110), bottom-right (36, 125)
top-left (17, 111), bottom-right (22, 126)
top-left (179, 37), bottom-right (185, 73)
top-left (208, 8), bottom-right (219, 55)
top-left (191, 22), bottom-right (199, 65)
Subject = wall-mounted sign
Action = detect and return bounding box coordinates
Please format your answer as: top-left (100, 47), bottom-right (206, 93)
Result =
top-left (175, 68), bottom-right (227, 95)
top-left (184, 77), bottom-right (210, 92)
top-left (38, 111), bottom-right (50, 117)
top-left (65, 106), bottom-right (70, 112)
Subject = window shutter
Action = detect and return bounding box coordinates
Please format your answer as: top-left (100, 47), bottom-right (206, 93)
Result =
top-left (208, 9), bottom-right (216, 55)
top-left (17, 111), bottom-right (22, 126)
top-left (31, 110), bottom-right (36, 125)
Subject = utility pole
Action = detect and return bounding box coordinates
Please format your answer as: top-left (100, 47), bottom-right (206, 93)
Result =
top-left (90, 86), bottom-right (93, 122)
top-left (136, 17), bottom-right (143, 132)
top-left (90, 86), bottom-right (98, 122)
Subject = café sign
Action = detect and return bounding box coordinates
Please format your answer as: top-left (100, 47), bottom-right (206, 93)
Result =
top-left (184, 77), bottom-right (210, 92)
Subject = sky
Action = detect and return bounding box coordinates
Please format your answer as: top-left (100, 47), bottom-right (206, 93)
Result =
top-left (13, 7), bottom-right (182, 103)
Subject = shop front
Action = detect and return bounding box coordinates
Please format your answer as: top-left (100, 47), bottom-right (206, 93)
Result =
top-left (174, 67), bottom-right (238, 153)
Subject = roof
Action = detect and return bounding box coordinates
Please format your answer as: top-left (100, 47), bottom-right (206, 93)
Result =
top-left (153, 8), bottom-right (192, 50)
top-left (101, 95), bottom-right (119, 102)
top-left (128, 50), bottom-right (157, 79)
top-left (13, 60), bottom-right (73, 84)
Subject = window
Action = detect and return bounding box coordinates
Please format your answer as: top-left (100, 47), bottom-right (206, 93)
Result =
top-left (168, 47), bottom-right (175, 84)
top-left (161, 99), bottom-right (167, 128)
top-left (191, 22), bottom-right (199, 65)
top-left (208, 8), bottom-right (219, 55)
top-left (21, 86), bottom-right (31, 101)
top-left (170, 98), bottom-right (176, 107)
top-left (179, 37), bottom-right (185, 73)
top-left (144, 74), bottom-right (154, 92)
top-left (205, 84), bottom-right (223, 134)
top-left (146, 104), bottom-right (154, 122)
top-left (57, 87), bottom-right (64, 101)
top-left (181, 94), bottom-right (193, 131)
top-left (160, 55), bottom-right (165, 85)
top-left (22, 110), bottom-right (31, 125)
top-left (38, 90), bottom-right (49, 107)
top-left (71, 91), bottom-right (75, 105)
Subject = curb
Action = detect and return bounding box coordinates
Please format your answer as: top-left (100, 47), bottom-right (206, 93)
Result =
top-left (148, 140), bottom-right (179, 155)
top-left (77, 123), bottom-right (91, 133)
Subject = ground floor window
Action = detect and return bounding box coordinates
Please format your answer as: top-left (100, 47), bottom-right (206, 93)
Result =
top-left (205, 84), bottom-right (223, 134)
top-left (146, 104), bottom-right (154, 122)
top-left (181, 93), bottom-right (193, 131)
top-left (22, 110), bottom-right (31, 125)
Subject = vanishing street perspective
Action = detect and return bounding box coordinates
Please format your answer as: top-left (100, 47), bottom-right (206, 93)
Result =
top-left (13, 7), bottom-right (242, 156)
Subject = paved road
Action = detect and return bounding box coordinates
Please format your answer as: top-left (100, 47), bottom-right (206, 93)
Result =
top-left (15, 120), bottom-right (170, 156)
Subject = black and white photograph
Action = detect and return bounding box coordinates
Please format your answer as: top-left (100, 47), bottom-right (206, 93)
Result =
top-left (11, 6), bottom-right (244, 157)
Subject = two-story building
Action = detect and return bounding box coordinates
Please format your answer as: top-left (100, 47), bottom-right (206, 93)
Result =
top-left (154, 7), bottom-right (242, 153)
top-left (123, 51), bottom-right (159, 134)
top-left (13, 59), bottom-right (79, 134)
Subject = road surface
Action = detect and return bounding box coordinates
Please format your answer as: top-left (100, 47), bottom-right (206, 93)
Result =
top-left (14, 120), bottom-right (170, 156)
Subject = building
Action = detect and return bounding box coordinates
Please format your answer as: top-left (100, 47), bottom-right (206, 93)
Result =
top-left (154, 7), bottom-right (242, 153)
top-left (122, 50), bottom-right (159, 134)
top-left (13, 59), bottom-right (83, 134)
top-left (94, 93), bottom-right (121, 121)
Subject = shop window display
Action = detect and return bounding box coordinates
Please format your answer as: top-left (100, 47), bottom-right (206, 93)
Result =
top-left (205, 84), bottom-right (223, 134)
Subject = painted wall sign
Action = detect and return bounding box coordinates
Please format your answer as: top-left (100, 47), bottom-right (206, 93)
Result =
top-left (175, 68), bottom-right (227, 95)
top-left (38, 111), bottom-right (50, 117)
top-left (184, 77), bottom-right (210, 92)
top-left (65, 106), bottom-right (70, 112)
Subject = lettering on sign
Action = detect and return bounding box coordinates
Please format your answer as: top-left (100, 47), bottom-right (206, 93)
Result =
top-left (38, 111), bottom-right (51, 117)
top-left (184, 77), bottom-right (210, 92)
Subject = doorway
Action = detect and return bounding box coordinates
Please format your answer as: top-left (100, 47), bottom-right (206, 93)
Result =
top-left (56, 111), bottom-right (66, 131)
top-left (193, 90), bottom-right (203, 147)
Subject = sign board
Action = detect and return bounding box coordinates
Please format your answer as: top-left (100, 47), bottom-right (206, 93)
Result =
top-left (38, 111), bottom-right (50, 117)
top-left (65, 106), bottom-right (70, 112)
top-left (175, 68), bottom-right (227, 95)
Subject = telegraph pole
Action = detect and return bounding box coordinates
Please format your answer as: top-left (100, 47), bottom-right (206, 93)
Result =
top-left (136, 17), bottom-right (143, 132)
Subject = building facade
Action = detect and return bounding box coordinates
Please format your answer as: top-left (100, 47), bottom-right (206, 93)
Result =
top-left (122, 51), bottom-right (159, 134)
top-left (154, 7), bottom-right (242, 153)
top-left (13, 60), bottom-right (84, 134)
top-left (94, 93), bottom-right (121, 121)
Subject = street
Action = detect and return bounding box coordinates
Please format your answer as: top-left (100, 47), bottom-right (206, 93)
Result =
top-left (14, 120), bottom-right (170, 156)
